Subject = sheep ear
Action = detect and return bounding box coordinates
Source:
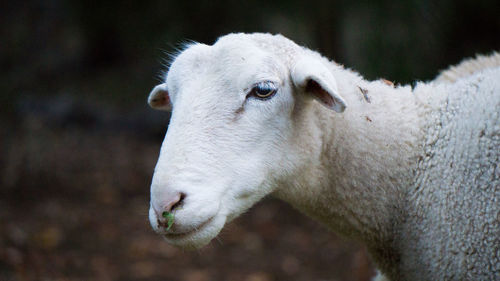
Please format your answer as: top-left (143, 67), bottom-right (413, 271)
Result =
top-left (291, 57), bottom-right (346, 112)
top-left (148, 83), bottom-right (171, 111)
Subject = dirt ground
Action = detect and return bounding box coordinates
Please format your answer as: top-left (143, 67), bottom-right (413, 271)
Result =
top-left (0, 103), bottom-right (375, 281)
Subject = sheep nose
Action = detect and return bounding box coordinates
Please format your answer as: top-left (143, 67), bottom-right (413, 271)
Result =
top-left (153, 192), bottom-right (185, 224)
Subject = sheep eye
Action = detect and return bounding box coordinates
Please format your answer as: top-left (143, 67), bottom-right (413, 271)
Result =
top-left (249, 81), bottom-right (277, 100)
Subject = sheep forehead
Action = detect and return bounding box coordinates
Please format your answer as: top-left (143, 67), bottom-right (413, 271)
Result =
top-left (169, 33), bottom-right (298, 78)
top-left (214, 33), bottom-right (300, 68)
top-left (167, 33), bottom-right (295, 99)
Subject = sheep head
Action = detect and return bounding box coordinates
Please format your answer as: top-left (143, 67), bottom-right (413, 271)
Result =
top-left (148, 33), bottom-right (347, 249)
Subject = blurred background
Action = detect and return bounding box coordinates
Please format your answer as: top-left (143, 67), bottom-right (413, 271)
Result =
top-left (1, 0), bottom-right (499, 280)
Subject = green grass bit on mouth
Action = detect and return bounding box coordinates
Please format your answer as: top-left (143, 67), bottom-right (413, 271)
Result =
top-left (162, 211), bottom-right (175, 231)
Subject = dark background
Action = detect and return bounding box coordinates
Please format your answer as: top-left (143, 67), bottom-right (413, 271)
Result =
top-left (1, 1), bottom-right (499, 280)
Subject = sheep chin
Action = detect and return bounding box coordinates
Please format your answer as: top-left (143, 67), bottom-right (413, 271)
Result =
top-left (162, 214), bottom-right (227, 250)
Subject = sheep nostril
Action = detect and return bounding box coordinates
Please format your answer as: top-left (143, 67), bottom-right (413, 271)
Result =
top-left (170, 192), bottom-right (185, 211)
top-left (153, 192), bottom-right (187, 230)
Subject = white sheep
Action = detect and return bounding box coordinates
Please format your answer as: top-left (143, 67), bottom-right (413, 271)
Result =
top-left (147, 33), bottom-right (500, 281)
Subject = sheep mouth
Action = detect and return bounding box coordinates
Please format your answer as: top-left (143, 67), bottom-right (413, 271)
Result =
top-left (163, 216), bottom-right (215, 240)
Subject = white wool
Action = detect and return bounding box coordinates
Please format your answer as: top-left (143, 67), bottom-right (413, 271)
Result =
top-left (147, 33), bottom-right (500, 281)
top-left (435, 52), bottom-right (500, 83)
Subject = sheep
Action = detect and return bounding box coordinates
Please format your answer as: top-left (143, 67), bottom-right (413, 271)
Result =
top-left (146, 33), bottom-right (500, 281)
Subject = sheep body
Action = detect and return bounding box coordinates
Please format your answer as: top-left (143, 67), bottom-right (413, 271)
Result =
top-left (402, 68), bottom-right (500, 280)
top-left (148, 33), bottom-right (500, 281)
top-left (275, 56), bottom-right (500, 280)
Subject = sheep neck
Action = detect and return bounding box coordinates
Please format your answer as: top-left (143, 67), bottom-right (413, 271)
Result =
top-left (275, 72), bottom-right (424, 271)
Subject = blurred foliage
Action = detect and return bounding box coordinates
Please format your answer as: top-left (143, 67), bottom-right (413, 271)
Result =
top-left (1, 0), bottom-right (499, 117)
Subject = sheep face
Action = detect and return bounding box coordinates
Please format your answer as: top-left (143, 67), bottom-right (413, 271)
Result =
top-left (148, 33), bottom-right (346, 249)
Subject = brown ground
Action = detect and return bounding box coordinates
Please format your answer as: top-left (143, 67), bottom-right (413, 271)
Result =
top-left (0, 102), bottom-right (375, 281)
